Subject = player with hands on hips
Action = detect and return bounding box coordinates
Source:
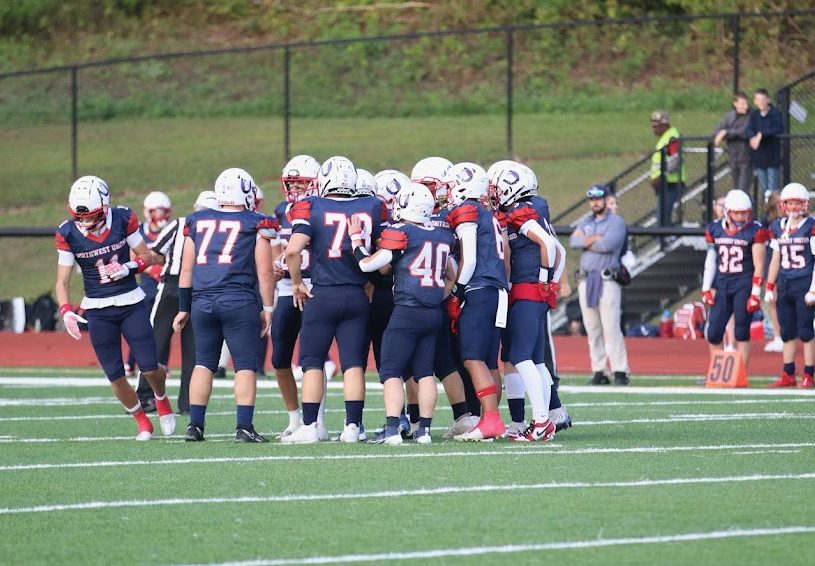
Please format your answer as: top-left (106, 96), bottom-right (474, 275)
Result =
top-left (764, 183), bottom-right (815, 388)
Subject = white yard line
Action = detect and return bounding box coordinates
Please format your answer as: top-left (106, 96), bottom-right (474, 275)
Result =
top-left (169, 526), bottom-right (815, 566)
top-left (1, 473), bottom-right (814, 516)
top-left (0, 392), bottom-right (353, 407)
top-left (732, 449), bottom-right (802, 455)
top-left (1, 442), bottom-right (813, 473)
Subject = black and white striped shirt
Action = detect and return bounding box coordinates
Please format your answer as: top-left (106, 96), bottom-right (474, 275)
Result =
top-left (149, 217), bottom-right (186, 279)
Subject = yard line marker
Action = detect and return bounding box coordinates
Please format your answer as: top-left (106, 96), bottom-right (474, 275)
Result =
top-left (1, 442), bottom-right (813, 472)
top-left (170, 526), bottom-right (815, 565)
top-left (732, 449), bottom-right (803, 455)
top-left (0, 392), bottom-right (355, 408)
top-left (1, 473), bottom-right (814, 515)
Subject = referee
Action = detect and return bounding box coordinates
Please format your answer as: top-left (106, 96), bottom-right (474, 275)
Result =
top-left (136, 191), bottom-right (219, 414)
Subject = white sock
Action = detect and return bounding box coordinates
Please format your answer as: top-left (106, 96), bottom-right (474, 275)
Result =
top-left (516, 361), bottom-right (546, 421)
top-left (288, 409), bottom-right (301, 427)
top-left (125, 401), bottom-right (142, 414)
top-left (154, 393), bottom-right (167, 401)
top-left (536, 363), bottom-right (554, 421)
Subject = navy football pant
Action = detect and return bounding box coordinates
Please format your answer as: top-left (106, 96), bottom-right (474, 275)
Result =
top-left (368, 287), bottom-right (394, 372)
top-left (433, 298), bottom-right (458, 380)
top-left (706, 277), bottom-right (752, 344)
top-left (379, 305), bottom-right (441, 383)
top-left (458, 287), bottom-right (501, 369)
top-left (271, 296), bottom-right (302, 369)
top-left (777, 276), bottom-right (815, 342)
top-left (299, 284), bottom-right (368, 373)
top-left (192, 301), bottom-right (261, 373)
top-left (86, 301), bottom-right (158, 381)
top-left (507, 300), bottom-right (549, 365)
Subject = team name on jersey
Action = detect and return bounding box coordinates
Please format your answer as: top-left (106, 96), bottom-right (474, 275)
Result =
top-left (710, 236), bottom-right (750, 246)
top-left (73, 238), bottom-right (129, 259)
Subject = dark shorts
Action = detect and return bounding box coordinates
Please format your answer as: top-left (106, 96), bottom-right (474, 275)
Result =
top-left (379, 305), bottom-right (441, 382)
top-left (85, 301), bottom-right (158, 381)
top-left (706, 276), bottom-right (752, 344)
top-left (507, 299), bottom-right (549, 365)
top-left (368, 287), bottom-right (394, 372)
top-left (271, 296), bottom-right (302, 369)
top-left (458, 287), bottom-right (502, 369)
top-left (433, 298), bottom-right (458, 380)
top-left (299, 284), bottom-right (368, 373)
top-left (192, 300), bottom-right (261, 372)
top-left (777, 275), bottom-right (815, 342)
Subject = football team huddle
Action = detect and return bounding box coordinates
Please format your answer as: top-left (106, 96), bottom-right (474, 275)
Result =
top-left (55, 155), bottom-right (573, 444)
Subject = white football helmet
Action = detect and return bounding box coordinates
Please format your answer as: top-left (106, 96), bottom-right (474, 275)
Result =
top-left (143, 191), bottom-right (172, 229)
top-left (723, 189), bottom-right (753, 228)
top-left (69, 175), bottom-right (110, 231)
top-left (355, 168), bottom-right (376, 197)
top-left (523, 165), bottom-right (539, 193)
top-left (448, 162), bottom-right (489, 206)
top-left (780, 182), bottom-right (810, 218)
top-left (253, 186), bottom-right (265, 212)
top-left (411, 157), bottom-right (454, 204)
top-left (397, 183), bottom-right (435, 225)
top-left (281, 154), bottom-right (321, 202)
top-left (194, 190), bottom-right (220, 211)
top-left (374, 169), bottom-right (411, 211)
top-left (214, 167), bottom-right (257, 209)
top-left (493, 165), bottom-right (536, 208)
top-left (318, 156), bottom-right (357, 197)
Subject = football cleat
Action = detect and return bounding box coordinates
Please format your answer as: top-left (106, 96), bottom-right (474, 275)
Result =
top-left (509, 419), bottom-right (556, 442)
top-left (367, 429), bottom-right (403, 445)
top-left (184, 423), bottom-right (205, 442)
top-left (801, 374), bottom-right (815, 388)
top-left (399, 414), bottom-right (412, 439)
top-left (235, 426), bottom-right (268, 443)
top-left (504, 420), bottom-right (528, 440)
top-left (277, 420), bottom-right (301, 439)
top-left (317, 423), bottom-right (329, 441)
top-left (281, 422), bottom-right (319, 444)
top-left (442, 414), bottom-right (475, 439)
top-left (339, 423), bottom-right (361, 443)
top-left (454, 416), bottom-right (506, 442)
top-left (764, 336), bottom-right (784, 352)
top-left (770, 373), bottom-right (797, 388)
top-left (588, 372), bottom-right (610, 385)
top-left (136, 430), bottom-right (152, 441)
top-left (549, 407), bottom-right (573, 432)
top-left (613, 372), bottom-right (630, 386)
top-left (159, 413), bottom-right (176, 436)
top-left (412, 428), bottom-right (432, 445)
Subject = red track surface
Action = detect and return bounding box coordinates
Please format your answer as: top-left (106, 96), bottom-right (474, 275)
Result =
top-left (0, 332), bottom-right (797, 376)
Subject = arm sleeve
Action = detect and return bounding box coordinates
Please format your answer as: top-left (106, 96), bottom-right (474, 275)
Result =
top-left (589, 216), bottom-right (626, 253)
top-left (702, 247), bottom-right (717, 291)
top-left (57, 250), bottom-right (75, 267)
top-left (552, 237), bottom-right (567, 282)
top-left (126, 231), bottom-right (144, 248)
top-left (454, 223), bottom-right (477, 285)
top-left (519, 219), bottom-right (557, 268)
top-left (359, 249), bottom-right (394, 272)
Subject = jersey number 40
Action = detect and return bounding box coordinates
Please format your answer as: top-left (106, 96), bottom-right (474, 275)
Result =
top-left (409, 242), bottom-right (451, 288)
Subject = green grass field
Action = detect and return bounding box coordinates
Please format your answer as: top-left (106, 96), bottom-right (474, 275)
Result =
top-left (0, 109), bottom-right (721, 299)
top-left (1, 368), bottom-right (814, 565)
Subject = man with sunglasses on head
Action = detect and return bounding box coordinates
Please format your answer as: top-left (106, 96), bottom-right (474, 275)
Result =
top-left (569, 184), bottom-right (631, 385)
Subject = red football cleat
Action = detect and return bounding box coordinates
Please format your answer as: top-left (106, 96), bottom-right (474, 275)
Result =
top-left (800, 374), bottom-right (814, 388)
top-left (770, 373), bottom-right (797, 388)
top-left (454, 414), bottom-right (506, 442)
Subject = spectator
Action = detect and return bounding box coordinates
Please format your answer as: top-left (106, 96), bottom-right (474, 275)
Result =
top-left (569, 184), bottom-right (630, 385)
top-left (746, 88), bottom-right (784, 196)
top-left (650, 110), bottom-right (686, 227)
top-left (762, 191), bottom-right (784, 353)
top-left (713, 92), bottom-right (753, 194)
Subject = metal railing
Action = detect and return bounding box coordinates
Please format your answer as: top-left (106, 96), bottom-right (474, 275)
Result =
top-left (2, 9), bottom-right (815, 182)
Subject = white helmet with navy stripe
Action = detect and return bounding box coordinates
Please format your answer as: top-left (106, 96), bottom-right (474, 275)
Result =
top-left (396, 183), bottom-right (435, 225)
top-left (214, 167), bottom-right (257, 209)
top-left (354, 168), bottom-right (376, 197)
top-left (493, 164), bottom-right (536, 208)
top-left (318, 156), bottom-right (357, 197)
top-left (69, 175), bottom-right (110, 230)
top-left (194, 190), bottom-right (220, 211)
top-left (374, 169), bottom-right (411, 211)
top-left (448, 162), bottom-right (489, 205)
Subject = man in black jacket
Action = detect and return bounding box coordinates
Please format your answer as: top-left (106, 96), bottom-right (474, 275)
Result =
top-left (713, 92), bottom-right (752, 194)
top-left (746, 88), bottom-right (784, 196)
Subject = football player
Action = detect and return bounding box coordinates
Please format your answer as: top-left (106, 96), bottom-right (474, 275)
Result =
top-left (55, 176), bottom-right (175, 440)
top-left (764, 182), bottom-right (815, 388)
top-left (271, 154), bottom-right (331, 439)
top-left (702, 189), bottom-right (768, 366)
top-left (283, 156), bottom-right (385, 443)
top-left (173, 168), bottom-right (277, 443)
top-left (446, 162), bottom-right (509, 441)
top-left (493, 164), bottom-right (562, 441)
top-left (353, 184), bottom-right (456, 444)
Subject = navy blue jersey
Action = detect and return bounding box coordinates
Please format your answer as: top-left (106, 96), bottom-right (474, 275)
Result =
top-left (530, 195), bottom-right (551, 223)
top-left (185, 208), bottom-right (266, 308)
top-left (506, 199), bottom-right (554, 284)
top-left (56, 206), bottom-right (141, 299)
top-left (448, 200), bottom-right (508, 290)
top-left (769, 216), bottom-right (815, 281)
top-left (291, 196), bottom-right (385, 286)
top-left (705, 219), bottom-right (769, 281)
top-left (274, 200), bottom-right (311, 279)
top-left (381, 223), bottom-right (455, 308)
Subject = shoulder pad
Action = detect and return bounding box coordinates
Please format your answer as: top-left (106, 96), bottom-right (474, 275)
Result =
top-left (257, 217), bottom-right (280, 240)
top-left (705, 226), bottom-right (714, 244)
top-left (127, 209), bottom-right (140, 235)
top-left (290, 200), bottom-right (311, 222)
top-left (379, 228), bottom-right (408, 251)
top-left (754, 227), bottom-right (770, 243)
top-left (507, 206), bottom-right (538, 230)
top-left (55, 230), bottom-right (70, 251)
top-left (448, 204), bottom-right (479, 229)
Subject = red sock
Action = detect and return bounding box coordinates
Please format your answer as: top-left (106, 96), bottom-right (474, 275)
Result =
top-left (154, 394), bottom-right (173, 417)
top-left (482, 410), bottom-right (502, 421)
top-left (132, 409), bottom-right (153, 433)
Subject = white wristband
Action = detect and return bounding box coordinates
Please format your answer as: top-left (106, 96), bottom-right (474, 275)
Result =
top-left (751, 285), bottom-right (761, 296)
top-left (538, 267), bottom-right (549, 283)
top-left (263, 305), bottom-right (274, 313)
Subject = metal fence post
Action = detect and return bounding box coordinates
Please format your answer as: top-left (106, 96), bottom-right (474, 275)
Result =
top-left (506, 30), bottom-right (514, 159)
top-left (283, 46), bottom-right (291, 163)
top-left (776, 86), bottom-right (791, 185)
top-left (732, 15), bottom-right (741, 94)
top-left (706, 140), bottom-right (715, 224)
top-left (71, 67), bottom-right (78, 180)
